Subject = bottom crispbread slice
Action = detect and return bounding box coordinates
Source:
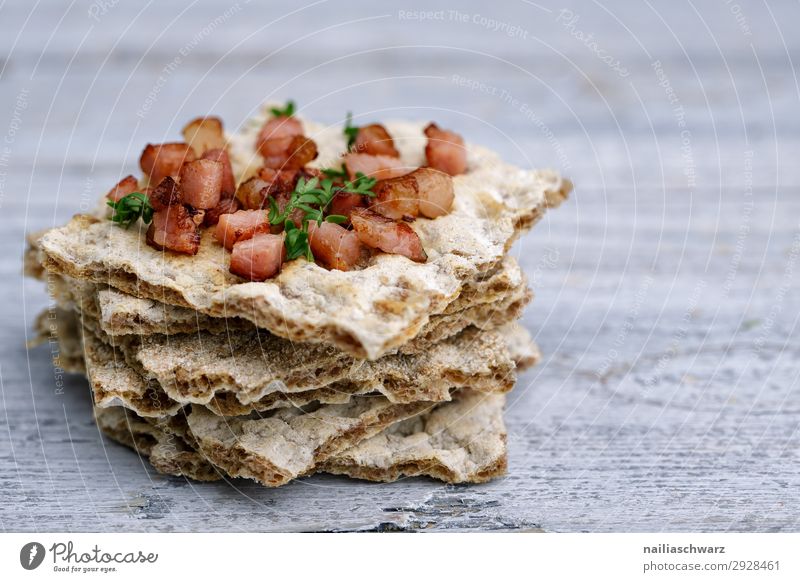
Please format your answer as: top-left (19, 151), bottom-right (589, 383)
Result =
top-left (320, 390), bottom-right (507, 484)
top-left (95, 406), bottom-right (220, 481)
top-left (186, 397), bottom-right (435, 487)
top-left (96, 389), bottom-right (507, 485)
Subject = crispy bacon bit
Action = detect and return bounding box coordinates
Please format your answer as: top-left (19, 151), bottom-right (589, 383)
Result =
top-left (201, 149), bottom-right (236, 197)
top-left (351, 208), bottom-right (427, 263)
top-left (371, 173), bottom-right (420, 220)
top-left (410, 167), bottom-right (454, 218)
top-left (256, 116), bottom-right (303, 155)
top-left (140, 143), bottom-right (195, 184)
top-left (230, 233), bottom-right (286, 281)
top-left (354, 124), bottom-right (399, 157)
top-left (215, 209), bottom-right (269, 250)
top-left (235, 170), bottom-right (296, 210)
top-left (148, 177), bottom-right (182, 210)
top-left (424, 123), bottom-right (467, 176)
top-left (343, 153), bottom-right (410, 181)
top-left (328, 191), bottom-right (367, 224)
top-left (203, 197), bottom-right (240, 227)
top-left (182, 117), bottom-right (226, 156)
top-left (307, 221), bottom-right (365, 271)
top-left (272, 189), bottom-right (305, 229)
top-left (179, 159), bottom-right (223, 210)
top-left (146, 205), bottom-right (201, 255)
top-left (261, 135), bottom-right (318, 170)
top-left (235, 176), bottom-right (270, 210)
top-left (106, 175), bottom-right (140, 202)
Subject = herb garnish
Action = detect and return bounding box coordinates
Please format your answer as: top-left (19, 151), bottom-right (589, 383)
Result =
top-left (267, 172), bottom-right (377, 260)
top-left (107, 192), bottom-right (153, 228)
top-left (269, 100), bottom-right (296, 117)
top-left (344, 111), bottom-right (358, 150)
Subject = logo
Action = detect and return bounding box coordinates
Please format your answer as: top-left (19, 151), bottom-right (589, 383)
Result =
top-left (20, 542), bottom-right (46, 570)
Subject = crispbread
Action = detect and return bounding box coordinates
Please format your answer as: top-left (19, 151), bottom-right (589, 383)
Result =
top-left (186, 396), bottom-right (434, 487)
top-left (29, 307), bottom-right (85, 374)
top-left (93, 255), bottom-right (530, 348)
top-left (97, 389), bottom-right (508, 485)
top-left (38, 118), bottom-right (569, 359)
top-left (321, 390), bottom-right (507, 483)
top-left (94, 406), bottom-right (220, 481)
top-left (81, 316), bottom-right (524, 417)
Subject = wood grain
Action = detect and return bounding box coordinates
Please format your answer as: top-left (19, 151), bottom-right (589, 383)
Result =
top-left (2, 0), bottom-right (798, 532)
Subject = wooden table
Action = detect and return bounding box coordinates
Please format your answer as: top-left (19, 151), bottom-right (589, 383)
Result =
top-left (2, 0), bottom-right (798, 532)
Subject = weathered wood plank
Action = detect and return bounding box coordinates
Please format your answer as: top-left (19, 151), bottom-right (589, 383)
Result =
top-left (1, 0), bottom-right (799, 532)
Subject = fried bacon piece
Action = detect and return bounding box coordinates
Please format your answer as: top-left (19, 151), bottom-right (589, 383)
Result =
top-left (179, 159), bottom-right (223, 210)
top-left (261, 135), bottom-right (318, 170)
top-left (328, 191), bottom-right (367, 224)
top-left (410, 167), bottom-right (454, 218)
top-left (235, 169), bottom-right (295, 210)
top-left (203, 197), bottom-right (241, 227)
top-left (215, 209), bottom-right (269, 250)
top-left (146, 205), bottom-right (202, 255)
top-left (148, 176), bottom-right (182, 210)
top-left (371, 173), bottom-right (419, 221)
top-left (230, 232), bottom-right (286, 281)
top-left (424, 123), bottom-right (467, 176)
top-left (201, 148), bottom-right (236, 197)
top-left (307, 221), bottom-right (365, 271)
top-left (343, 153), bottom-right (410, 181)
top-left (353, 124), bottom-right (399, 157)
top-left (140, 143), bottom-right (195, 184)
top-left (182, 117), bottom-right (226, 156)
top-left (256, 116), bottom-right (303, 156)
top-left (106, 175), bottom-right (139, 202)
top-left (371, 167), bottom-right (454, 220)
top-left (350, 208), bottom-right (427, 263)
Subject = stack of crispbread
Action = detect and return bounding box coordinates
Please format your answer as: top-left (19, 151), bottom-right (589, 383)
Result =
top-left (26, 107), bottom-right (570, 486)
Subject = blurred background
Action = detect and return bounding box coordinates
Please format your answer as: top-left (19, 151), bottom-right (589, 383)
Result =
top-left (2, 0), bottom-right (799, 531)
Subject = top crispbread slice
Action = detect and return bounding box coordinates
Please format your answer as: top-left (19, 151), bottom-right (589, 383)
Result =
top-left (38, 116), bottom-right (569, 360)
top-left (50, 254), bottom-right (531, 360)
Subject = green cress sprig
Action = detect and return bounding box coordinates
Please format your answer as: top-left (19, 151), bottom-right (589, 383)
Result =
top-left (267, 172), bottom-right (377, 261)
top-left (344, 111), bottom-right (358, 150)
top-left (107, 192), bottom-right (154, 228)
top-left (269, 100), bottom-right (296, 117)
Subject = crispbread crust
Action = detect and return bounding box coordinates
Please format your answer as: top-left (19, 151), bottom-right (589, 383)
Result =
top-left (95, 406), bottom-right (220, 481)
top-left (93, 254), bottom-right (528, 343)
top-left (38, 119), bottom-right (569, 359)
top-left (81, 315), bottom-right (522, 417)
top-left (97, 389), bottom-right (507, 485)
top-left (321, 391), bottom-right (507, 484)
top-left (186, 397), bottom-right (434, 487)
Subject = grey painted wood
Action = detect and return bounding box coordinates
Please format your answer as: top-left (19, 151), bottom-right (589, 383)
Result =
top-left (1, 0), bottom-right (799, 532)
